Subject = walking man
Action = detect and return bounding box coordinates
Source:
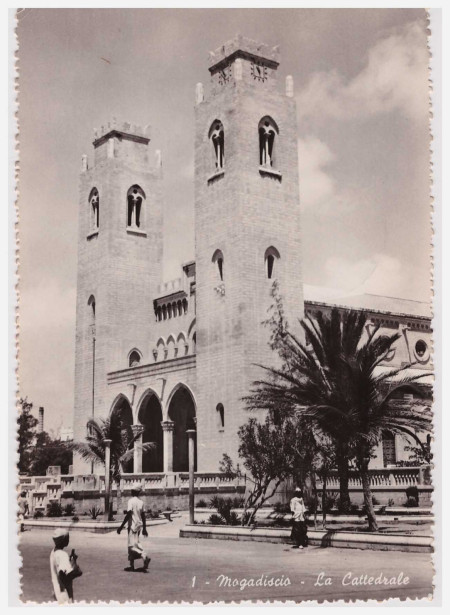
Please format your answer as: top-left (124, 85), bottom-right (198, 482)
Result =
top-left (290, 487), bottom-right (308, 549)
top-left (117, 487), bottom-right (151, 572)
top-left (49, 529), bottom-right (82, 603)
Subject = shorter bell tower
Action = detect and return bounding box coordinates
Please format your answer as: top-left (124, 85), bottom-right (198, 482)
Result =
top-left (73, 121), bottom-right (164, 473)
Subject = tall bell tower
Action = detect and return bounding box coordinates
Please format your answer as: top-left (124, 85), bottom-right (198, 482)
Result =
top-left (194, 36), bottom-right (304, 471)
top-left (73, 121), bottom-right (163, 472)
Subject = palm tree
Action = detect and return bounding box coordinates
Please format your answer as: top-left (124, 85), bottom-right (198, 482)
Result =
top-left (246, 305), bottom-right (432, 531)
top-left (70, 416), bottom-right (154, 520)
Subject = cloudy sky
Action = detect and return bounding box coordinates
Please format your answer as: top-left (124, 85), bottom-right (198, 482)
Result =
top-left (17, 8), bottom-right (431, 433)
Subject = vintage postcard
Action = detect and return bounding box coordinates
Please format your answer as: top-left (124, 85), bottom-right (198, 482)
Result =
top-left (14, 7), bottom-right (438, 605)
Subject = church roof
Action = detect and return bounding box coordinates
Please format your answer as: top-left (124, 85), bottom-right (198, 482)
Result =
top-left (303, 284), bottom-right (432, 320)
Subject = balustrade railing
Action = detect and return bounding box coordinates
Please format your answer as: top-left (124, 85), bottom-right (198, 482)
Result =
top-left (19, 467), bottom-right (429, 513)
top-left (316, 467), bottom-right (422, 489)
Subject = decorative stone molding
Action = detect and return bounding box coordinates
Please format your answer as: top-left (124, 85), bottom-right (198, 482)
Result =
top-left (161, 420), bottom-right (175, 432)
top-left (259, 166), bottom-right (282, 181)
top-left (131, 424), bottom-right (145, 438)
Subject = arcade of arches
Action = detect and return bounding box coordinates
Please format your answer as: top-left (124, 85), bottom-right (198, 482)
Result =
top-left (109, 386), bottom-right (196, 474)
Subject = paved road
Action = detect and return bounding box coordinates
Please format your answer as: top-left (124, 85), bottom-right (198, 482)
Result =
top-left (19, 515), bottom-right (433, 604)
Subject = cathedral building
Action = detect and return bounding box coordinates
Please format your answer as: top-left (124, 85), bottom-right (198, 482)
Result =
top-left (72, 36), bottom-right (432, 478)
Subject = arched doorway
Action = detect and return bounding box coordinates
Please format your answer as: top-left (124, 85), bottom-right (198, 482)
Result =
top-left (168, 386), bottom-right (196, 472)
top-left (138, 393), bottom-right (163, 472)
top-left (110, 397), bottom-right (134, 473)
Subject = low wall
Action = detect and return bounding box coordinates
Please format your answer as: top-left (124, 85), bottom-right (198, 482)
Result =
top-left (22, 518), bottom-right (167, 534)
top-left (180, 525), bottom-right (433, 553)
top-left (18, 471), bottom-right (246, 516)
top-left (18, 467), bottom-right (432, 515)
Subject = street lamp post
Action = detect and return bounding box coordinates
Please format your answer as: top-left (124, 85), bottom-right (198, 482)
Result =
top-left (104, 438), bottom-right (112, 521)
top-left (187, 429), bottom-right (196, 524)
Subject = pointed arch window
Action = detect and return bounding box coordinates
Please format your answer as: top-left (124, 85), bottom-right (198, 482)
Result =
top-left (87, 295), bottom-right (96, 337)
top-left (209, 120), bottom-right (224, 171)
top-left (264, 246), bottom-right (280, 280)
top-left (258, 117), bottom-right (279, 168)
top-left (127, 185), bottom-right (145, 229)
top-left (128, 349), bottom-right (142, 367)
top-left (212, 249), bottom-right (224, 282)
top-left (89, 188), bottom-right (99, 231)
top-left (216, 403), bottom-right (225, 430)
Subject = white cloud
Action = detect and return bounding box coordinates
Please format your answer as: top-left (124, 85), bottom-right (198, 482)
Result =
top-left (297, 21), bottom-right (429, 123)
top-left (298, 136), bottom-right (363, 216)
top-left (298, 136), bottom-right (336, 209)
top-left (324, 253), bottom-right (430, 301)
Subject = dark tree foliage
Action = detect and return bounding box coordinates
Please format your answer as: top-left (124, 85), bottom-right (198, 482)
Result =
top-left (30, 432), bottom-right (73, 475)
top-left (17, 398), bottom-right (38, 474)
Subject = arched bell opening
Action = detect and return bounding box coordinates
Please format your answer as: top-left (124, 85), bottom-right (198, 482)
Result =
top-left (110, 397), bottom-right (134, 473)
top-left (138, 394), bottom-right (164, 472)
top-left (168, 386), bottom-right (197, 472)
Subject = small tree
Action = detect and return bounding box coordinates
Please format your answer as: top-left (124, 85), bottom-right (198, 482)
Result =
top-left (69, 417), bottom-right (154, 520)
top-left (220, 415), bottom-right (303, 526)
top-left (17, 398), bottom-right (38, 474)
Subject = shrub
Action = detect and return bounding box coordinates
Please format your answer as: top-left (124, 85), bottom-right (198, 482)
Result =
top-left (228, 511), bottom-right (240, 526)
top-left (241, 511), bottom-right (254, 526)
top-left (209, 495), bottom-right (221, 510)
top-left (230, 496), bottom-right (245, 509)
top-left (147, 510), bottom-right (160, 519)
top-left (47, 501), bottom-right (63, 517)
top-left (33, 510), bottom-right (44, 519)
top-left (405, 486), bottom-right (419, 506)
top-left (196, 499), bottom-right (208, 508)
top-left (72, 515), bottom-right (79, 522)
top-left (324, 493), bottom-right (338, 513)
top-left (304, 494), bottom-right (318, 513)
top-left (273, 502), bottom-right (291, 514)
top-left (405, 496), bottom-right (418, 508)
top-left (372, 496), bottom-right (380, 506)
top-left (216, 498), bottom-right (233, 517)
top-left (63, 503), bottom-right (75, 516)
top-left (388, 498), bottom-right (395, 507)
top-left (87, 506), bottom-right (102, 520)
top-left (207, 513), bottom-right (225, 525)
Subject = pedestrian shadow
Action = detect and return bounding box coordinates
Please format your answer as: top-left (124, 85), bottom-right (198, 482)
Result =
top-left (319, 529), bottom-right (337, 548)
top-left (123, 566), bottom-right (149, 573)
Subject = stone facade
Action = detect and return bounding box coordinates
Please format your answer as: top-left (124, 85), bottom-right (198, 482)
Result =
top-left (72, 36), bottom-right (432, 477)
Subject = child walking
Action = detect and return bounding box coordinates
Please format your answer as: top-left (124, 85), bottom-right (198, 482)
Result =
top-left (117, 487), bottom-right (151, 572)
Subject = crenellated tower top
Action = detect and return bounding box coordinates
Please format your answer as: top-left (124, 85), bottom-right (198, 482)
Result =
top-left (93, 119), bottom-right (151, 146)
top-left (208, 34), bottom-right (280, 72)
top-left (201, 35), bottom-right (293, 99)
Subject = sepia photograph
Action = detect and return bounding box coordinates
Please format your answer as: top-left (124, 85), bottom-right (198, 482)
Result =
top-left (14, 7), bottom-right (437, 604)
